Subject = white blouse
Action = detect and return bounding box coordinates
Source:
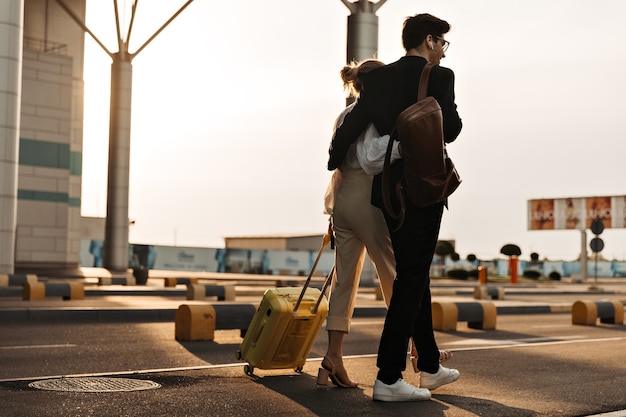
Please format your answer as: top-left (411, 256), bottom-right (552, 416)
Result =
top-left (324, 104), bottom-right (401, 215)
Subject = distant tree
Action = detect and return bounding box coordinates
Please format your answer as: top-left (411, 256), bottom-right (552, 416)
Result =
top-left (447, 269), bottom-right (470, 280)
top-left (466, 253), bottom-right (479, 278)
top-left (523, 270), bottom-right (541, 279)
top-left (548, 271), bottom-right (562, 281)
top-left (501, 244), bottom-right (522, 282)
top-left (435, 241), bottom-right (455, 258)
top-left (450, 252), bottom-right (460, 262)
top-left (530, 252), bottom-right (539, 262)
top-left (500, 244), bottom-right (521, 257)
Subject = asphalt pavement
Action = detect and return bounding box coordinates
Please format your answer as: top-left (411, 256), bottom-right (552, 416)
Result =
top-left (1, 275), bottom-right (626, 417)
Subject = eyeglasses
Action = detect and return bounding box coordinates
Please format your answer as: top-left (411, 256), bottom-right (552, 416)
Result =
top-left (434, 36), bottom-right (450, 52)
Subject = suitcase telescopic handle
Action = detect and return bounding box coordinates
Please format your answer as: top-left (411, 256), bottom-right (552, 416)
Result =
top-left (313, 265), bottom-right (335, 314)
top-left (294, 233), bottom-right (332, 312)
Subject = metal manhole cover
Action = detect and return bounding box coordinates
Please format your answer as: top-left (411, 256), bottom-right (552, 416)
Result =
top-left (29, 377), bottom-right (161, 392)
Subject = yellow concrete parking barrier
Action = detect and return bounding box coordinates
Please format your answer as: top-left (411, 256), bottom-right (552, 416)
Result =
top-left (572, 300), bottom-right (624, 326)
top-left (186, 284), bottom-right (236, 301)
top-left (175, 303), bottom-right (258, 341)
top-left (175, 304), bottom-right (216, 341)
top-left (98, 276), bottom-right (136, 286)
top-left (164, 277), bottom-right (199, 287)
top-left (23, 282), bottom-right (45, 300)
top-left (22, 282), bottom-right (85, 301)
top-left (6, 274), bottom-right (38, 286)
top-left (473, 285), bottom-right (506, 300)
top-left (432, 301), bottom-right (497, 331)
top-left (375, 286), bottom-right (384, 301)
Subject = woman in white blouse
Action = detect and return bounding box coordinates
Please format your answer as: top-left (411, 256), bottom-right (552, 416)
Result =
top-left (318, 59), bottom-right (398, 388)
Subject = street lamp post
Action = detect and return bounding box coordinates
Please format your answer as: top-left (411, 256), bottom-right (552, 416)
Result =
top-left (340, 0), bottom-right (387, 105)
top-left (55, 0), bottom-right (196, 272)
top-left (341, 0), bottom-right (387, 62)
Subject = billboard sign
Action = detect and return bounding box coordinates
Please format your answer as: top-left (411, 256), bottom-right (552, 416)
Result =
top-left (528, 195), bottom-right (626, 230)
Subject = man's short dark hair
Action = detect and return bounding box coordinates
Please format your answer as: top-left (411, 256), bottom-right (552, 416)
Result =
top-left (402, 13), bottom-right (451, 51)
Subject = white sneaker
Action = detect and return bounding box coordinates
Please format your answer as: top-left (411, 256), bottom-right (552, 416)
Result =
top-left (373, 378), bottom-right (431, 402)
top-left (419, 365), bottom-right (460, 390)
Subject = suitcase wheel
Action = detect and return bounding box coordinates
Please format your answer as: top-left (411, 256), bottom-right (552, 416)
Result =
top-left (295, 366), bottom-right (303, 373)
top-left (244, 364), bottom-right (254, 376)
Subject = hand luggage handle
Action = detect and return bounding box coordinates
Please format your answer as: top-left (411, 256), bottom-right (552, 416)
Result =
top-left (294, 233), bottom-right (332, 312)
top-left (312, 265), bottom-right (335, 314)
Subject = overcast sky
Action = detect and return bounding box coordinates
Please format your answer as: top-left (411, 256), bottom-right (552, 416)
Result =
top-left (81, 0), bottom-right (626, 261)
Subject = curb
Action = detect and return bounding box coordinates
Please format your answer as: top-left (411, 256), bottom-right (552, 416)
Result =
top-left (0, 303), bottom-right (568, 323)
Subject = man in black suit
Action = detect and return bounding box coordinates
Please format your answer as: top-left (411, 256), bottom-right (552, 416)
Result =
top-left (328, 13), bottom-right (462, 402)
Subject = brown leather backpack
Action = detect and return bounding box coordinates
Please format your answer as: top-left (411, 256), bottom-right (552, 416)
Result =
top-left (382, 62), bottom-right (461, 228)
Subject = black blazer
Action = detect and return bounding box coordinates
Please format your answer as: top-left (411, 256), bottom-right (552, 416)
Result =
top-left (328, 55), bottom-right (462, 170)
top-left (327, 55), bottom-right (462, 208)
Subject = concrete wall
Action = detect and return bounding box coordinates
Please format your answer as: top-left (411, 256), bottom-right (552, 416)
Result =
top-left (15, 0), bottom-right (85, 271)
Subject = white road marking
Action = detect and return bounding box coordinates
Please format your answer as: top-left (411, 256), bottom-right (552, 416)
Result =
top-left (447, 335), bottom-right (584, 345)
top-left (584, 412), bottom-right (626, 417)
top-left (444, 336), bottom-right (626, 353)
top-left (2, 335), bottom-right (626, 384)
top-left (0, 344), bottom-right (76, 350)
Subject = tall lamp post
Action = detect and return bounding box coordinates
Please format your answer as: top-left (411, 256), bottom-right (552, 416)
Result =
top-left (341, 0), bottom-right (387, 63)
top-left (55, 0), bottom-right (195, 272)
top-left (340, 0), bottom-right (387, 104)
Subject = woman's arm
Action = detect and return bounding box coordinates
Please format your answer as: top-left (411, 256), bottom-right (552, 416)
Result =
top-left (328, 100), bottom-right (371, 170)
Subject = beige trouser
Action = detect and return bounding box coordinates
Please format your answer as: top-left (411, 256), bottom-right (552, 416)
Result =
top-left (327, 169), bottom-right (396, 333)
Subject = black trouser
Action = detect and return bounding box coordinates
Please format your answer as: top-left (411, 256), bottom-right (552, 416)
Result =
top-left (376, 201), bottom-right (444, 383)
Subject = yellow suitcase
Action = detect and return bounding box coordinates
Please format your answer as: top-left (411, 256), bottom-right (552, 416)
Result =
top-left (237, 234), bottom-right (333, 376)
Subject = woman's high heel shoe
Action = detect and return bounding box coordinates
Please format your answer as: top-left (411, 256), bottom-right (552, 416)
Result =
top-left (410, 339), bottom-right (453, 373)
top-left (316, 357), bottom-right (358, 388)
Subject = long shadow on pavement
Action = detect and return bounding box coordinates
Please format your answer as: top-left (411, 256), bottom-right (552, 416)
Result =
top-left (252, 373), bottom-right (450, 417)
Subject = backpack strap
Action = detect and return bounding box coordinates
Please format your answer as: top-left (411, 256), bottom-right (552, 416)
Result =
top-left (382, 129), bottom-right (402, 225)
top-left (418, 62), bottom-right (434, 101)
